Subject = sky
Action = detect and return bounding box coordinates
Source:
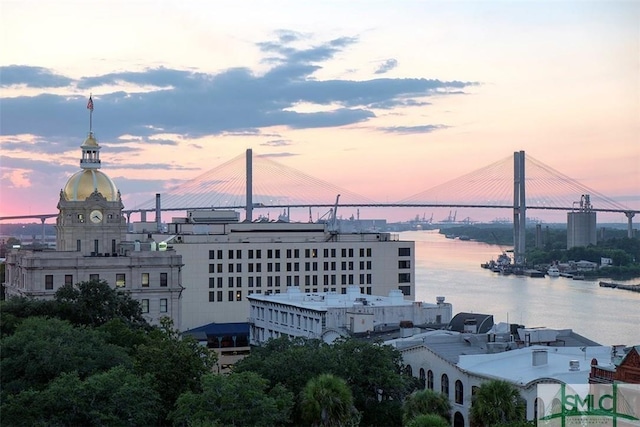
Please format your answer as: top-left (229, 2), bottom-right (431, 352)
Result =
top-left (1, 0), bottom-right (639, 224)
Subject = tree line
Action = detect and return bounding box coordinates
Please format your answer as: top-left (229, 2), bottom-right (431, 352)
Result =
top-left (1, 279), bottom-right (531, 426)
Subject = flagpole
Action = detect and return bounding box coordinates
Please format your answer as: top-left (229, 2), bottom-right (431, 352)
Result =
top-left (89, 94), bottom-right (93, 133)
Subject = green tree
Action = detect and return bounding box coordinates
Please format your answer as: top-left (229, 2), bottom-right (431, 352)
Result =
top-left (331, 338), bottom-right (417, 426)
top-left (234, 336), bottom-right (417, 426)
top-left (55, 279), bottom-right (147, 327)
top-left (134, 318), bottom-right (217, 422)
top-left (402, 389), bottom-right (451, 425)
top-left (0, 297), bottom-right (58, 337)
top-left (469, 380), bottom-right (526, 427)
top-left (0, 316), bottom-right (131, 395)
top-left (405, 414), bottom-right (450, 427)
top-left (2, 366), bottom-right (161, 426)
top-left (171, 371), bottom-right (294, 427)
top-left (300, 373), bottom-right (359, 427)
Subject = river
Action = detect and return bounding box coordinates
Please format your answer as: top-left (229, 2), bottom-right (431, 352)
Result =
top-left (405, 230), bottom-right (640, 347)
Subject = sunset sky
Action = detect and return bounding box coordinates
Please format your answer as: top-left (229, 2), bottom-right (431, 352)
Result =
top-left (1, 1), bottom-right (639, 224)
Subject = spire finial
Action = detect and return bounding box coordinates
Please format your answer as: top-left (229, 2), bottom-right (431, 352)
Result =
top-left (87, 94), bottom-right (94, 133)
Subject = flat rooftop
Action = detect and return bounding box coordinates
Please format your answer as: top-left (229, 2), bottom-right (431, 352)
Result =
top-left (248, 286), bottom-right (445, 311)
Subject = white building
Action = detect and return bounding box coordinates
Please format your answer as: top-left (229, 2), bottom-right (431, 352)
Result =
top-left (390, 325), bottom-right (610, 427)
top-left (131, 212), bottom-right (416, 331)
top-left (3, 128), bottom-right (183, 326)
top-left (247, 285), bottom-right (452, 344)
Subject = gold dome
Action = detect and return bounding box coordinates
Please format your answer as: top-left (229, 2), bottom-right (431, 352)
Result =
top-left (63, 169), bottom-right (118, 201)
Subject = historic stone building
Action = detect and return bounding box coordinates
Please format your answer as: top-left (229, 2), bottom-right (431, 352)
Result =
top-left (3, 125), bottom-right (183, 326)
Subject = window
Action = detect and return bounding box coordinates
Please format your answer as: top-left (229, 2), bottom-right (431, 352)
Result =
top-left (341, 248), bottom-right (347, 257)
top-left (209, 278), bottom-right (215, 288)
top-left (160, 272), bottom-right (167, 287)
top-left (256, 264), bottom-right (262, 273)
top-left (209, 264), bottom-right (215, 273)
top-left (236, 291), bottom-right (242, 301)
top-left (78, 213), bottom-right (84, 222)
top-left (405, 365), bottom-right (413, 376)
top-left (367, 248), bottom-right (372, 257)
top-left (399, 285), bottom-right (411, 296)
top-left (94, 239), bottom-right (99, 254)
top-left (217, 277), bottom-right (223, 288)
top-left (249, 249), bottom-right (254, 259)
top-left (141, 273), bottom-right (149, 287)
top-left (228, 277), bottom-right (234, 288)
top-left (228, 291), bottom-right (234, 301)
top-left (359, 248), bottom-right (365, 257)
top-left (455, 380), bottom-right (463, 404)
top-left (324, 249), bottom-right (329, 257)
top-left (209, 250), bottom-right (215, 259)
top-left (217, 250), bottom-right (223, 259)
top-left (77, 239), bottom-right (81, 252)
top-left (141, 299), bottom-right (149, 313)
top-left (228, 264), bottom-right (234, 273)
top-left (45, 275), bottom-right (54, 290)
top-left (441, 374), bottom-right (449, 397)
top-left (236, 250), bottom-right (241, 259)
top-left (65, 275), bottom-right (73, 286)
top-left (399, 247), bottom-right (411, 256)
top-left (399, 273), bottom-right (411, 283)
top-left (209, 291), bottom-right (215, 302)
top-left (160, 298), bottom-right (168, 313)
top-left (111, 239), bottom-right (116, 254)
top-left (268, 249), bottom-right (273, 259)
top-left (90, 274), bottom-right (99, 281)
top-left (228, 250), bottom-right (234, 259)
top-left (116, 273), bottom-right (126, 287)
top-left (399, 260), bottom-right (411, 269)
top-left (427, 370), bottom-right (434, 390)
top-left (217, 291), bottom-right (222, 302)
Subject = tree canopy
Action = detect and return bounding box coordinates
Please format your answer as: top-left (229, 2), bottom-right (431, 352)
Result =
top-left (469, 380), bottom-right (526, 427)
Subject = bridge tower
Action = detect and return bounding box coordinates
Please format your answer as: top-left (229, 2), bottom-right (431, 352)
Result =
top-left (246, 148), bottom-right (253, 222)
top-left (513, 151), bottom-right (526, 264)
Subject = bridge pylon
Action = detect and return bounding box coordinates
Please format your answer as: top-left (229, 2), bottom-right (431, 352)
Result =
top-left (513, 151), bottom-right (526, 264)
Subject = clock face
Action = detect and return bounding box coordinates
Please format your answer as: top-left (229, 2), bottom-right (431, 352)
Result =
top-left (90, 210), bottom-right (103, 223)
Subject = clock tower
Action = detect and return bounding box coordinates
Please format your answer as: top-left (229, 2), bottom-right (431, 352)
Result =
top-left (56, 131), bottom-right (127, 256)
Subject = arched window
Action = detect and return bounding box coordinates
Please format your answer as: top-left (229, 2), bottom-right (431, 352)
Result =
top-left (405, 364), bottom-right (413, 376)
top-left (427, 370), bottom-right (434, 390)
top-left (441, 373), bottom-right (449, 397)
top-left (419, 368), bottom-right (426, 388)
top-left (455, 380), bottom-right (464, 404)
top-left (453, 411), bottom-right (464, 427)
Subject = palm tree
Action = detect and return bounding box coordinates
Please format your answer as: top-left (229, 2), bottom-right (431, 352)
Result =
top-left (403, 388), bottom-right (451, 425)
top-left (300, 373), bottom-right (360, 426)
top-left (469, 380), bottom-right (526, 427)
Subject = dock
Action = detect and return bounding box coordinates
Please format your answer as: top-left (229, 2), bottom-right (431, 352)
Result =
top-left (599, 281), bottom-right (640, 293)
top-left (524, 269), bottom-right (545, 278)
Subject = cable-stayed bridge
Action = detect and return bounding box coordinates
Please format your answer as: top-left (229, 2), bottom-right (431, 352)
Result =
top-left (124, 149), bottom-right (633, 216)
top-left (2, 150), bottom-right (636, 261)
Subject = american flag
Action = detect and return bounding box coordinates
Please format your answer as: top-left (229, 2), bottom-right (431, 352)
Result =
top-left (87, 96), bottom-right (94, 112)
